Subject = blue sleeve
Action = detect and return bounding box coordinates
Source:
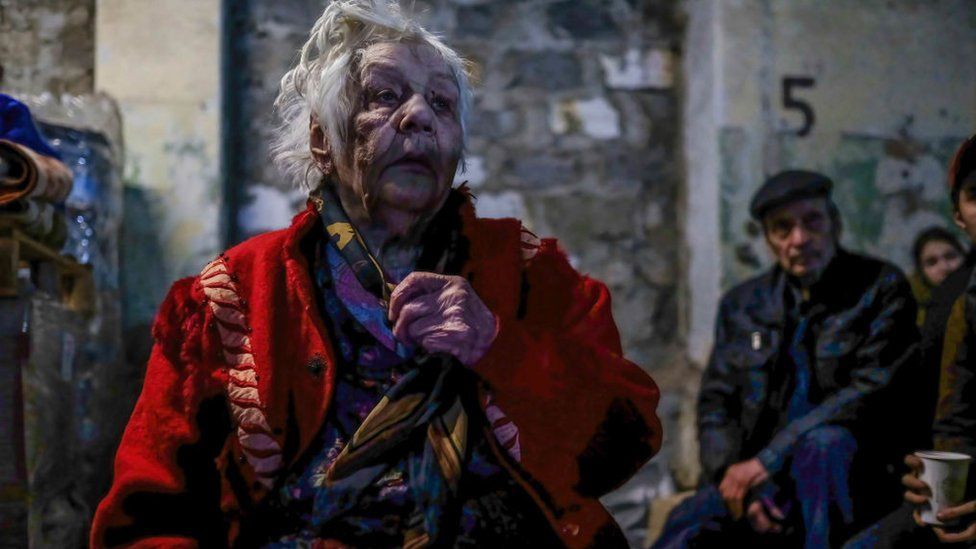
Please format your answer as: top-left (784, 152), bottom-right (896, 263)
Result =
top-left (757, 270), bottom-right (917, 475)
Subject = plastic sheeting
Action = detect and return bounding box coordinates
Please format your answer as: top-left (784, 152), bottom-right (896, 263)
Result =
top-left (0, 93), bottom-right (124, 548)
top-left (22, 295), bottom-right (89, 547)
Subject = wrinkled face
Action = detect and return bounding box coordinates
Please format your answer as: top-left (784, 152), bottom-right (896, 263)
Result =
top-left (919, 239), bottom-right (963, 287)
top-left (331, 41), bottom-right (462, 232)
top-left (763, 197), bottom-right (837, 282)
top-left (955, 179), bottom-right (976, 245)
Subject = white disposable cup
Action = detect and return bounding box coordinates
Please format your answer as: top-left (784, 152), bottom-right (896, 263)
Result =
top-left (915, 450), bottom-right (972, 526)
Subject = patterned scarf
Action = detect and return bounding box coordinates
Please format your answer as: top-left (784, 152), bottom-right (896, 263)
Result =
top-left (310, 187), bottom-right (476, 545)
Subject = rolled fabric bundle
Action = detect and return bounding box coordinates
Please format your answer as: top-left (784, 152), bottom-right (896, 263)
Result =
top-left (0, 139), bottom-right (73, 206)
top-left (0, 199), bottom-right (68, 249)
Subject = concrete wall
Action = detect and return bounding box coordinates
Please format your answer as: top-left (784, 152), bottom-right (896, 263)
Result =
top-left (687, 0), bottom-right (976, 362)
top-left (681, 0), bottom-right (976, 486)
top-left (0, 0), bottom-right (95, 95)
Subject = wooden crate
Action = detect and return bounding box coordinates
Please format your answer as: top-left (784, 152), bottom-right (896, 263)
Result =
top-left (0, 220), bottom-right (93, 314)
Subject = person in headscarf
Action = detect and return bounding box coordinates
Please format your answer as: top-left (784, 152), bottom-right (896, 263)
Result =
top-left (845, 136), bottom-right (976, 548)
top-left (909, 226), bottom-right (965, 327)
top-left (89, 2), bottom-right (662, 547)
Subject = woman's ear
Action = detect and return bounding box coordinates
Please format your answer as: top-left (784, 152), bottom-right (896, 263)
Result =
top-left (309, 116), bottom-right (334, 176)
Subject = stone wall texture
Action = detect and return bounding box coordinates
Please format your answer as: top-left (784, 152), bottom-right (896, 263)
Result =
top-left (0, 0), bottom-right (95, 94)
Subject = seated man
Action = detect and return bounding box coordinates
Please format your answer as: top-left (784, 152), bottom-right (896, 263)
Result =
top-left (845, 134), bottom-right (976, 548)
top-left (654, 170), bottom-right (920, 548)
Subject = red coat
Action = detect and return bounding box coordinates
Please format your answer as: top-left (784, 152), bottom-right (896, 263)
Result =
top-left (91, 198), bottom-right (662, 548)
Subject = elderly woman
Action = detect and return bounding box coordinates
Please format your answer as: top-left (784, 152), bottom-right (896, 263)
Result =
top-left (90, 1), bottom-right (661, 547)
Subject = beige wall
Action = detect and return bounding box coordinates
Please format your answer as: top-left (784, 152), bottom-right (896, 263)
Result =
top-left (95, 0), bottom-right (222, 283)
top-left (679, 0), bottom-right (976, 490)
top-left (686, 0), bottom-right (976, 367)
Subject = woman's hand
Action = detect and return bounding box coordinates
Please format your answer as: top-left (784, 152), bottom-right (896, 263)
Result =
top-left (904, 454), bottom-right (976, 542)
top-left (903, 454), bottom-right (931, 526)
top-left (934, 501), bottom-right (976, 543)
top-left (389, 272), bottom-right (498, 366)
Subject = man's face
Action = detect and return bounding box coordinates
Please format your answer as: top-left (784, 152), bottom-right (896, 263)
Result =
top-left (954, 178), bottom-right (976, 244)
top-left (763, 197), bottom-right (837, 282)
top-left (332, 41), bottom-right (462, 232)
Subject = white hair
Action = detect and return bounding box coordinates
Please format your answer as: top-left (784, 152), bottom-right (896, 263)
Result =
top-left (271, 0), bottom-right (473, 192)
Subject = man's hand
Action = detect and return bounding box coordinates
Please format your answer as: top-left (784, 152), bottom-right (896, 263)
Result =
top-left (746, 499), bottom-right (785, 534)
top-left (389, 272), bottom-right (498, 366)
top-left (719, 458), bottom-right (769, 520)
top-left (934, 501), bottom-right (976, 543)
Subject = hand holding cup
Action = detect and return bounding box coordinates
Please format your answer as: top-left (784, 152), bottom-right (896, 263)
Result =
top-left (904, 454), bottom-right (930, 511)
top-left (910, 451), bottom-right (971, 527)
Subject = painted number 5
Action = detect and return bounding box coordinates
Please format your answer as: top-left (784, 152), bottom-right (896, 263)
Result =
top-left (782, 76), bottom-right (816, 137)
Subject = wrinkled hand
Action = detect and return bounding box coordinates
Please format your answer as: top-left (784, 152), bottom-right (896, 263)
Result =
top-left (719, 458), bottom-right (769, 520)
top-left (389, 272), bottom-right (498, 366)
top-left (746, 499), bottom-right (784, 534)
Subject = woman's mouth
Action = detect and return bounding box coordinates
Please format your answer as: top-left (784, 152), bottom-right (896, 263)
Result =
top-left (387, 156), bottom-right (436, 177)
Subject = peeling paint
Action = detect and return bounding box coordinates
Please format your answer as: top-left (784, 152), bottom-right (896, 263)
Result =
top-left (599, 48), bottom-right (674, 90)
top-left (551, 97), bottom-right (621, 140)
top-left (471, 191), bottom-right (528, 221)
top-left (238, 185), bottom-right (305, 234)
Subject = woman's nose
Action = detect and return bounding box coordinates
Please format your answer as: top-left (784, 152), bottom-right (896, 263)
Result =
top-left (397, 93), bottom-right (435, 135)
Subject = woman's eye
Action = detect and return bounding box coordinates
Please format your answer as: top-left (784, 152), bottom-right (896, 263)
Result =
top-left (431, 95), bottom-right (452, 112)
top-left (375, 90), bottom-right (399, 104)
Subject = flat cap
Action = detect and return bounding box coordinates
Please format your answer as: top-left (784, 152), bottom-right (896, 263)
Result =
top-left (749, 170), bottom-right (833, 220)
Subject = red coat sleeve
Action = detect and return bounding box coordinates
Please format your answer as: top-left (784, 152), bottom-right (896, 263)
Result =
top-left (475, 239), bottom-right (662, 504)
top-left (90, 278), bottom-right (229, 548)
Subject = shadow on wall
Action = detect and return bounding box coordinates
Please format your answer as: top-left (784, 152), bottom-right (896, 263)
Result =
top-left (119, 183), bottom-right (169, 373)
top-left (101, 184), bottom-right (171, 486)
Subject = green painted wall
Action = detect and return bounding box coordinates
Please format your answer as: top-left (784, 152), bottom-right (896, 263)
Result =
top-left (713, 0), bottom-right (976, 289)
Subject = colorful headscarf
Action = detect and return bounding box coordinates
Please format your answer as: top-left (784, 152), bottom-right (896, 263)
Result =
top-left (311, 186), bottom-right (477, 544)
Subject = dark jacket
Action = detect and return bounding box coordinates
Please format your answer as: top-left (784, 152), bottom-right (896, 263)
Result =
top-left (697, 249), bottom-right (920, 485)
